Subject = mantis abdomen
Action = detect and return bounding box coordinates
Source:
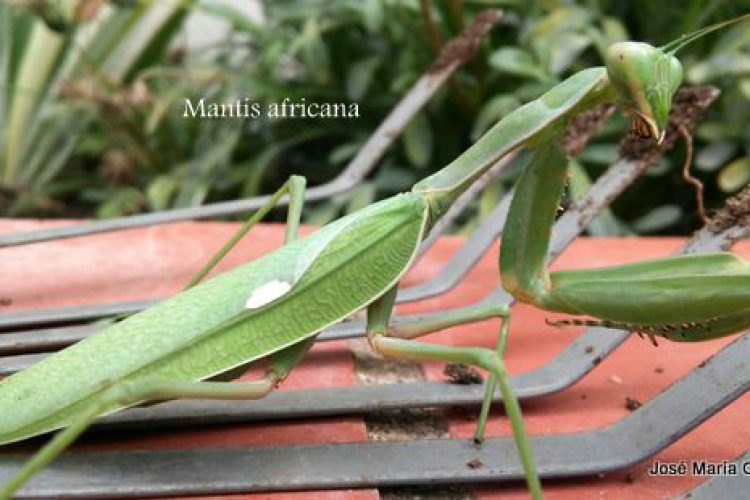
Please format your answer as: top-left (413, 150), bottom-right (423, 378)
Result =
top-left (0, 194), bottom-right (428, 445)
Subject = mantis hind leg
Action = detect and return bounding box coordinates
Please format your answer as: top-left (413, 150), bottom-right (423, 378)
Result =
top-left (0, 340), bottom-right (313, 499)
top-left (365, 289), bottom-right (540, 499)
top-left (187, 175), bottom-right (307, 288)
top-left (360, 296), bottom-right (512, 442)
top-left (474, 310), bottom-right (511, 444)
top-left (1, 178), bottom-right (313, 498)
top-left (1, 400), bottom-right (107, 499)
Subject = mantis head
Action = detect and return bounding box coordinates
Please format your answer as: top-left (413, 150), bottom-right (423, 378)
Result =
top-left (605, 42), bottom-right (682, 143)
top-left (605, 12), bottom-right (750, 143)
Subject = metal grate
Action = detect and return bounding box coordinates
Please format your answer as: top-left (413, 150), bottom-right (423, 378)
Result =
top-left (0, 13), bottom-right (747, 497)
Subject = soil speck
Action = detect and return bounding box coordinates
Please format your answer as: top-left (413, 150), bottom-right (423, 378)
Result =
top-left (467, 458), bottom-right (484, 470)
top-left (625, 396), bottom-right (642, 411)
top-left (444, 363), bottom-right (484, 385)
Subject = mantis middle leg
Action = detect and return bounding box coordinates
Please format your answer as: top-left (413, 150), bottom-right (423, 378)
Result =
top-left (365, 287), bottom-right (541, 499)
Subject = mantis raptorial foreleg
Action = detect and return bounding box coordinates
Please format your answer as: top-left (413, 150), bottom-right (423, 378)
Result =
top-left (500, 125), bottom-right (750, 342)
top-left (364, 287), bottom-right (540, 499)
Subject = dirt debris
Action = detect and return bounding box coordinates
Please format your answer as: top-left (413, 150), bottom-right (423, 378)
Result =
top-left (625, 396), bottom-right (642, 411)
top-left (467, 458), bottom-right (484, 470)
top-left (444, 363), bottom-right (484, 385)
top-left (365, 407), bottom-right (450, 441)
top-left (381, 485), bottom-right (473, 500)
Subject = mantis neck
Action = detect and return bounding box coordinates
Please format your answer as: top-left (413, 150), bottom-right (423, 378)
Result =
top-left (412, 67), bottom-right (614, 232)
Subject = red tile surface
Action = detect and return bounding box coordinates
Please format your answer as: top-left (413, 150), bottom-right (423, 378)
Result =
top-left (1, 218), bottom-right (749, 499)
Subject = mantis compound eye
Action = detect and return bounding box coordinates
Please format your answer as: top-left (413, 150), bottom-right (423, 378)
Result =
top-left (606, 41), bottom-right (683, 143)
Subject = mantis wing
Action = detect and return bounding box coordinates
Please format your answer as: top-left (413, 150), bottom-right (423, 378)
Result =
top-left (0, 194), bottom-right (429, 444)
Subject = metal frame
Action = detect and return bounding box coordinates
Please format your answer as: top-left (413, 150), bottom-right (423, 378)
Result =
top-left (2, 323), bottom-right (749, 497)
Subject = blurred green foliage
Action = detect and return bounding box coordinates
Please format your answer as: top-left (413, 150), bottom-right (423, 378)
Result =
top-left (0, 0), bottom-right (191, 215)
top-left (5, 0), bottom-right (750, 234)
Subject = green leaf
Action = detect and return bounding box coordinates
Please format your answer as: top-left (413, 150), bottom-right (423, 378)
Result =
top-left (373, 163), bottom-right (417, 192)
top-left (568, 160), bottom-right (623, 236)
top-left (489, 47), bottom-right (549, 81)
top-left (402, 112), bottom-right (432, 168)
top-left (718, 157), bottom-right (750, 193)
top-left (632, 205), bottom-right (681, 234)
top-left (578, 144), bottom-right (618, 165)
top-left (198, 3), bottom-right (267, 39)
top-left (547, 32), bottom-right (590, 75)
top-left (600, 17), bottom-right (628, 44)
top-left (345, 183), bottom-right (376, 213)
top-left (297, 18), bottom-right (331, 84)
top-left (96, 187), bottom-right (145, 219)
top-left (346, 56), bottom-right (380, 101)
top-left (328, 142), bottom-right (360, 165)
top-left (146, 175), bottom-right (177, 211)
top-left (361, 0), bottom-right (384, 33)
top-left (739, 78), bottom-right (750, 100)
top-left (687, 53), bottom-right (750, 84)
top-left (695, 121), bottom-right (731, 142)
top-left (695, 140), bottom-right (737, 172)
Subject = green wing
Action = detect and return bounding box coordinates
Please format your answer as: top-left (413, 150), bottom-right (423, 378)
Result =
top-left (0, 193), bottom-right (428, 443)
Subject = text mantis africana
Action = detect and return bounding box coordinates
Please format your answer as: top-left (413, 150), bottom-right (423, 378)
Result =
top-left (2, 12), bottom-right (750, 500)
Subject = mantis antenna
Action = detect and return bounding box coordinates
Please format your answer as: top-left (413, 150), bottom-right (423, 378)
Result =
top-left (658, 12), bottom-right (750, 225)
top-left (660, 12), bottom-right (750, 54)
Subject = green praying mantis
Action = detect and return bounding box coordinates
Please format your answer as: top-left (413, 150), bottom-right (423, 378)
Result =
top-left (3, 11), bottom-right (750, 500)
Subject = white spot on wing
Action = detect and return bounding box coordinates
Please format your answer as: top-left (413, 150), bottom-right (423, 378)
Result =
top-left (245, 280), bottom-right (292, 309)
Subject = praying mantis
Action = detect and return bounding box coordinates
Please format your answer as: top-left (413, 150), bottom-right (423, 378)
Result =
top-left (2, 10), bottom-right (750, 500)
